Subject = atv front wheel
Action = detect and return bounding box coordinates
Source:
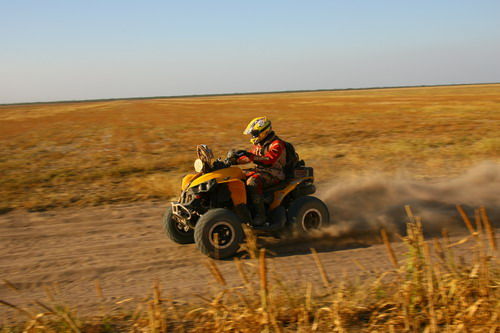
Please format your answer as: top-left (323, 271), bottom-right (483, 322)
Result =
top-left (194, 208), bottom-right (244, 259)
top-left (162, 206), bottom-right (195, 244)
top-left (287, 196), bottom-right (330, 233)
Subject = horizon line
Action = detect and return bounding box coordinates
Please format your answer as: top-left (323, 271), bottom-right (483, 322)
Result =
top-left (1, 82), bottom-right (499, 107)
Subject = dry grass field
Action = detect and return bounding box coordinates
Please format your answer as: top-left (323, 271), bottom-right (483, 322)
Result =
top-left (1, 84), bottom-right (499, 213)
top-left (2, 216), bottom-right (499, 332)
top-left (1, 84), bottom-right (499, 331)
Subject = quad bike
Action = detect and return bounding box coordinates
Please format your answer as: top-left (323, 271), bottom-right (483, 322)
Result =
top-left (162, 145), bottom-right (330, 259)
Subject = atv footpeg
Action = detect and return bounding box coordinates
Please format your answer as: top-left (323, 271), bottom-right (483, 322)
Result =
top-left (252, 207), bottom-right (287, 231)
top-left (252, 220), bottom-right (284, 232)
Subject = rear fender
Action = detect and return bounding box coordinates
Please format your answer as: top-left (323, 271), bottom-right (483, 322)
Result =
top-left (269, 177), bottom-right (313, 210)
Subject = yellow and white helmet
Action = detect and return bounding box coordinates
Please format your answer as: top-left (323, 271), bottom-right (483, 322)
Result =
top-left (243, 116), bottom-right (272, 144)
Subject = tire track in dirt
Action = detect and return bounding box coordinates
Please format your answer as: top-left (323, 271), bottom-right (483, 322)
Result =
top-left (0, 202), bottom-right (497, 323)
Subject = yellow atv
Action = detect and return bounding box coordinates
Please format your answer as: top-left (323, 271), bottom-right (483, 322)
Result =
top-left (162, 145), bottom-right (330, 259)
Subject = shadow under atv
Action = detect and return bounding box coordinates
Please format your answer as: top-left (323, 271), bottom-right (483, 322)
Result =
top-left (262, 238), bottom-right (372, 258)
top-left (232, 233), bottom-right (375, 259)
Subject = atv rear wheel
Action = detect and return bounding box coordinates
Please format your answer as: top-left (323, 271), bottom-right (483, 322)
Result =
top-left (194, 208), bottom-right (244, 259)
top-left (287, 196), bottom-right (330, 233)
top-left (163, 206), bottom-right (194, 244)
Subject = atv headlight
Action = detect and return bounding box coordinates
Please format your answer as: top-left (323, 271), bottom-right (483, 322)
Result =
top-left (194, 159), bottom-right (204, 173)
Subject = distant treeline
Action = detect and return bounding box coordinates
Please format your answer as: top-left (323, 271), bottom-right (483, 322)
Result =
top-left (2, 82), bottom-right (499, 107)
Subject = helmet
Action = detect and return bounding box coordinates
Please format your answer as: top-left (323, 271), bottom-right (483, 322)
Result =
top-left (243, 116), bottom-right (272, 144)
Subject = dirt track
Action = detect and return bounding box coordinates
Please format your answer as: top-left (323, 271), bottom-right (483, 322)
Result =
top-left (0, 201), bottom-right (497, 323)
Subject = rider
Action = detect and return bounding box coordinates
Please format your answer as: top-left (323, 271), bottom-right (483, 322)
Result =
top-left (232, 116), bottom-right (286, 226)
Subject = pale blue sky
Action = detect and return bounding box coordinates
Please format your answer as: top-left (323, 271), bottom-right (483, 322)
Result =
top-left (1, 1), bottom-right (499, 103)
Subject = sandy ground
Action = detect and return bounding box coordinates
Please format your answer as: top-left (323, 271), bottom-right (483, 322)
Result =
top-left (0, 201), bottom-right (497, 324)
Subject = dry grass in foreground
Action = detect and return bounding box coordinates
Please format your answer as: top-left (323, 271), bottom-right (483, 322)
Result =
top-left (1, 84), bottom-right (499, 212)
top-left (1, 206), bottom-right (498, 332)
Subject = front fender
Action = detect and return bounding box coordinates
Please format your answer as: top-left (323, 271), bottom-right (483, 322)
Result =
top-left (220, 179), bottom-right (247, 205)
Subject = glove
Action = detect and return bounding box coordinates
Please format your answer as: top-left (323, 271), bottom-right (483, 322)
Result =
top-left (226, 150), bottom-right (239, 165)
top-left (213, 159), bottom-right (228, 169)
top-left (234, 149), bottom-right (249, 158)
top-left (227, 149), bottom-right (249, 161)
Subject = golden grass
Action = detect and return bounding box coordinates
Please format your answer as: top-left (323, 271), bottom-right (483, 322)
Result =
top-left (1, 207), bottom-right (498, 332)
top-left (1, 84), bottom-right (500, 211)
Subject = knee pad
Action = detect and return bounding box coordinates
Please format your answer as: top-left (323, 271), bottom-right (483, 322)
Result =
top-left (246, 175), bottom-right (263, 193)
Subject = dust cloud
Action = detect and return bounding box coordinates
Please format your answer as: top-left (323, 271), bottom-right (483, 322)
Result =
top-left (318, 162), bottom-right (500, 239)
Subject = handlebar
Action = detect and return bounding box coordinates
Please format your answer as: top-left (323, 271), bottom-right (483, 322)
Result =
top-left (212, 158), bottom-right (233, 170)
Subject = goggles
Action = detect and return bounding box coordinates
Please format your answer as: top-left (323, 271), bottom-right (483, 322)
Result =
top-left (250, 129), bottom-right (261, 137)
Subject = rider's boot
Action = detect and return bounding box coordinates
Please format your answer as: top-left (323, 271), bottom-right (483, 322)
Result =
top-left (233, 204), bottom-right (253, 225)
top-left (249, 189), bottom-right (266, 226)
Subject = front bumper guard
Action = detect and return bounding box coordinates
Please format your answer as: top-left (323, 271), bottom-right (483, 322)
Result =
top-left (171, 201), bottom-right (192, 221)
